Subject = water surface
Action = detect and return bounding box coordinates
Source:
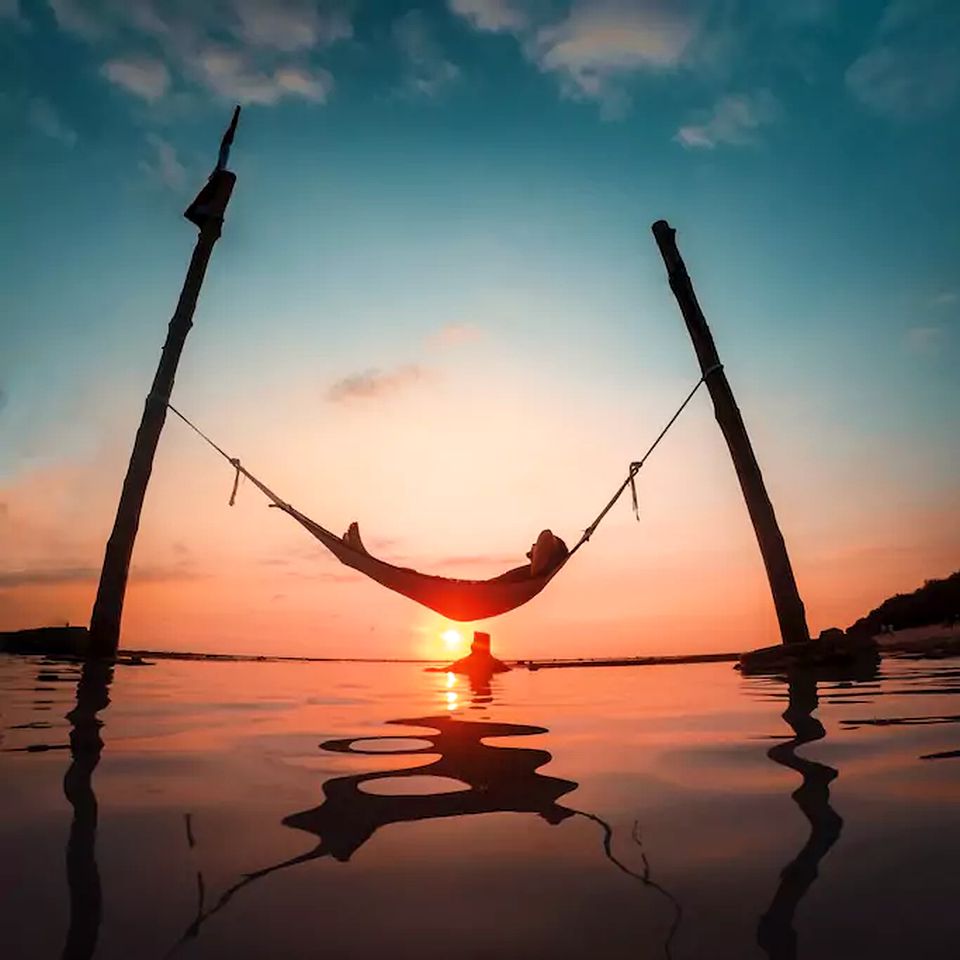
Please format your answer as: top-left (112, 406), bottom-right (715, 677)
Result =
top-left (2, 654), bottom-right (958, 959)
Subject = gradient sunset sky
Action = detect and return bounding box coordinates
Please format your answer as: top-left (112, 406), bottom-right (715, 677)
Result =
top-left (1, 0), bottom-right (958, 660)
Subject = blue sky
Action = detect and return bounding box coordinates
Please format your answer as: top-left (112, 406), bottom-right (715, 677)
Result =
top-left (1, 1), bottom-right (958, 656)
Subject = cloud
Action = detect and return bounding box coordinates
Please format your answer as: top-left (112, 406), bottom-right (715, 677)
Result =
top-left (393, 10), bottom-right (461, 99)
top-left (102, 54), bottom-right (170, 100)
top-left (196, 45), bottom-right (333, 105)
top-left (528, 0), bottom-right (700, 116)
top-left (905, 325), bottom-right (945, 351)
top-left (140, 133), bottom-right (186, 190)
top-left (27, 98), bottom-right (77, 146)
top-left (327, 364), bottom-right (431, 403)
top-left (0, 565), bottom-right (100, 587)
top-left (931, 291), bottom-right (958, 307)
top-left (0, 0), bottom-right (21, 21)
top-left (675, 89), bottom-right (779, 149)
top-left (0, 563), bottom-right (202, 587)
top-left (47, 1), bottom-right (348, 107)
top-left (846, 0), bottom-right (960, 119)
top-left (230, 0), bottom-right (352, 52)
top-left (427, 323), bottom-right (484, 349)
top-left (846, 47), bottom-right (959, 119)
top-left (448, 0), bottom-right (528, 33)
top-left (284, 570), bottom-right (362, 583)
top-left (47, 0), bottom-right (105, 39)
top-left (273, 64), bottom-right (333, 101)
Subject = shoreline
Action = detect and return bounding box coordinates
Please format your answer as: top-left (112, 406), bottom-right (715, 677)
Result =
top-left (0, 644), bottom-right (743, 669)
top-left (3, 624), bottom-right (958, 671)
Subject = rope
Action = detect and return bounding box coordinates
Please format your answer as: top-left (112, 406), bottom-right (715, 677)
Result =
top-left (569, 362), bottom-right (722, 553)
top-left (166, 362), bottom-right (722, 549)
top-left (166, 402), bottom-right (235, 463)
top-left (571, 809), bottom-right (683, 960)
top-left (165, 402), bottom-right (291, 510)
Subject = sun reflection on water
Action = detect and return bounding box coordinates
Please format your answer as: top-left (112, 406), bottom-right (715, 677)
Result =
top-left (445, 672), bottom-right (460, 711)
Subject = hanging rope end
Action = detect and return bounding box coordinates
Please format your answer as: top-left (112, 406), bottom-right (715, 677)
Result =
top-left (629, 463), bottom-right (641, 521)
top-left (228, 458), bottom-right (241, 507)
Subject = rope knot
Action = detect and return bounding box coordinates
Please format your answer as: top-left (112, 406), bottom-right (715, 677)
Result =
top-left (628, 463), bottom-right (641, 521)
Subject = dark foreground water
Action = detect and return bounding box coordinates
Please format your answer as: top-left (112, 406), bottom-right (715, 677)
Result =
top-left (1, 654), bottom-right (958, 959)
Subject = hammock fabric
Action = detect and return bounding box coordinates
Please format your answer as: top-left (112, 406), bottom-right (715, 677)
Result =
top-left (165, 365), bottom-right (717, 622)
top-left (283, 505), bottom-right (568, 621)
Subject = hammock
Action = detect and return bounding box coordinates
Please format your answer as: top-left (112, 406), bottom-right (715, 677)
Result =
top-left (272, 504), bottom-right (568, 621)
top-left (165, 367), bottom-right (717, 621)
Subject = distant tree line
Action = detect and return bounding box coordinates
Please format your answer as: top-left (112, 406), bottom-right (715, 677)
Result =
top-left (847, 570), bottom-right (960, 636)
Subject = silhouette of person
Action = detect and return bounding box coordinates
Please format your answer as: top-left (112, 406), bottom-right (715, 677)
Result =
top-left (444, 631), bottom-right (511, 679)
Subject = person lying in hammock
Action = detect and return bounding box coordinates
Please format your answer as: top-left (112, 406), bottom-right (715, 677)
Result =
top-left (340, 523), bottom-right (568, 579)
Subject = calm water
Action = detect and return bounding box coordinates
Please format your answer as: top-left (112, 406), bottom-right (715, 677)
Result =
top-left (1, 654), bottom-right (958, 959)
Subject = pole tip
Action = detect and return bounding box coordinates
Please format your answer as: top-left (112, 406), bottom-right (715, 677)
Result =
top-left (215, 106), bottom-right (242, 172)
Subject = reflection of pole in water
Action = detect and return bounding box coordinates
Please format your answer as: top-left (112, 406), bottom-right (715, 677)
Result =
top-left (757, 671), bottom-right (843, 960)
top-left (61, 659), bottom-right (113, 960)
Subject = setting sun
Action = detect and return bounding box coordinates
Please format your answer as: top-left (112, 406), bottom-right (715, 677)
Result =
top-left (442, 628), bottom-right (464, 651)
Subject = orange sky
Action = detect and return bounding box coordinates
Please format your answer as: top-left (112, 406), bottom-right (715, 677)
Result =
top-left (2, 0), bottom-right (960, 663)
top-left (2, 338), bottom-right (957, 661)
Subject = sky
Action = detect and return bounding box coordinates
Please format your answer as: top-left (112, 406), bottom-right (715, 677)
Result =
top-left (1, 0), bottom-right (958, 661)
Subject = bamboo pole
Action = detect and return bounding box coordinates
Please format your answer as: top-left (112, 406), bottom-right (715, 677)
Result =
top-left (651, 220), bottom-right (810, 646)
top-left (88, 108), bottom-right (241, 657)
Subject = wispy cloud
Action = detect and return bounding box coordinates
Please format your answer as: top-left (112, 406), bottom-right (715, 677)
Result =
top-left (930, 291), bottom-right (958, 307)
top-left (281, 569), bottom-right (363, 583)
top-left (393, 10), bottom-right (461, 99)
top-left (675, 90), bottom-right (779, 149)
top-left (27, 98), bottom-right (77, 146)
top-left (195, 46), bottom-right (333, 105)
top-left (272, 64), bottom-right (333, 101)
top-left (140, 133), bottom-right (187, 191)
top-left (527, 0), bottom-right (700, 117)
top-left (846, 0), bottom-right (960, 120)
top-left (0, 563), bottom-right (203, 588)
top-left (47, 0), bottom-right (348, 107)
top-left (905, 325), bottom-right (946, 351)
top-left (0, 0), bottom-right (21, 22)
top-left (101, 55), bottom-right (170, 101)
top-left (448, 0), bottom-right (528, 33)
top-left (47, 0), bottom-right (107, 40)
top-left (327, 364), bottom-right (431, 403)
top-left (427, 323), bottom-right (484, 349)
top-left (230, 0), bottom-right (352, 52)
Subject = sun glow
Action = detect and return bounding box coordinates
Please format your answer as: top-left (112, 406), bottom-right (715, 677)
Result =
top-left (441, 628), bottom-right (464, 651)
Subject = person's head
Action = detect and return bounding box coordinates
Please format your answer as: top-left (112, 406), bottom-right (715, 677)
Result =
top-left (471, 631), bottom-right (491, 654)
top-left (528, 529), bottom-right (568, 577)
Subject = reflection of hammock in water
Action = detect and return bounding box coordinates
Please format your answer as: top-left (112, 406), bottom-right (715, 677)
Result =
top-left (166, 368), bottom-right (716, 620)
top-left (172, 713), bottom-right (683, 958)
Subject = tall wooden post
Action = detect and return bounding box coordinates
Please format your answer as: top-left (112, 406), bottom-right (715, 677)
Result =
top-left (652, 220), bottom-right (810, 646)
top-left (88, 108), bottom-right (241, 657)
